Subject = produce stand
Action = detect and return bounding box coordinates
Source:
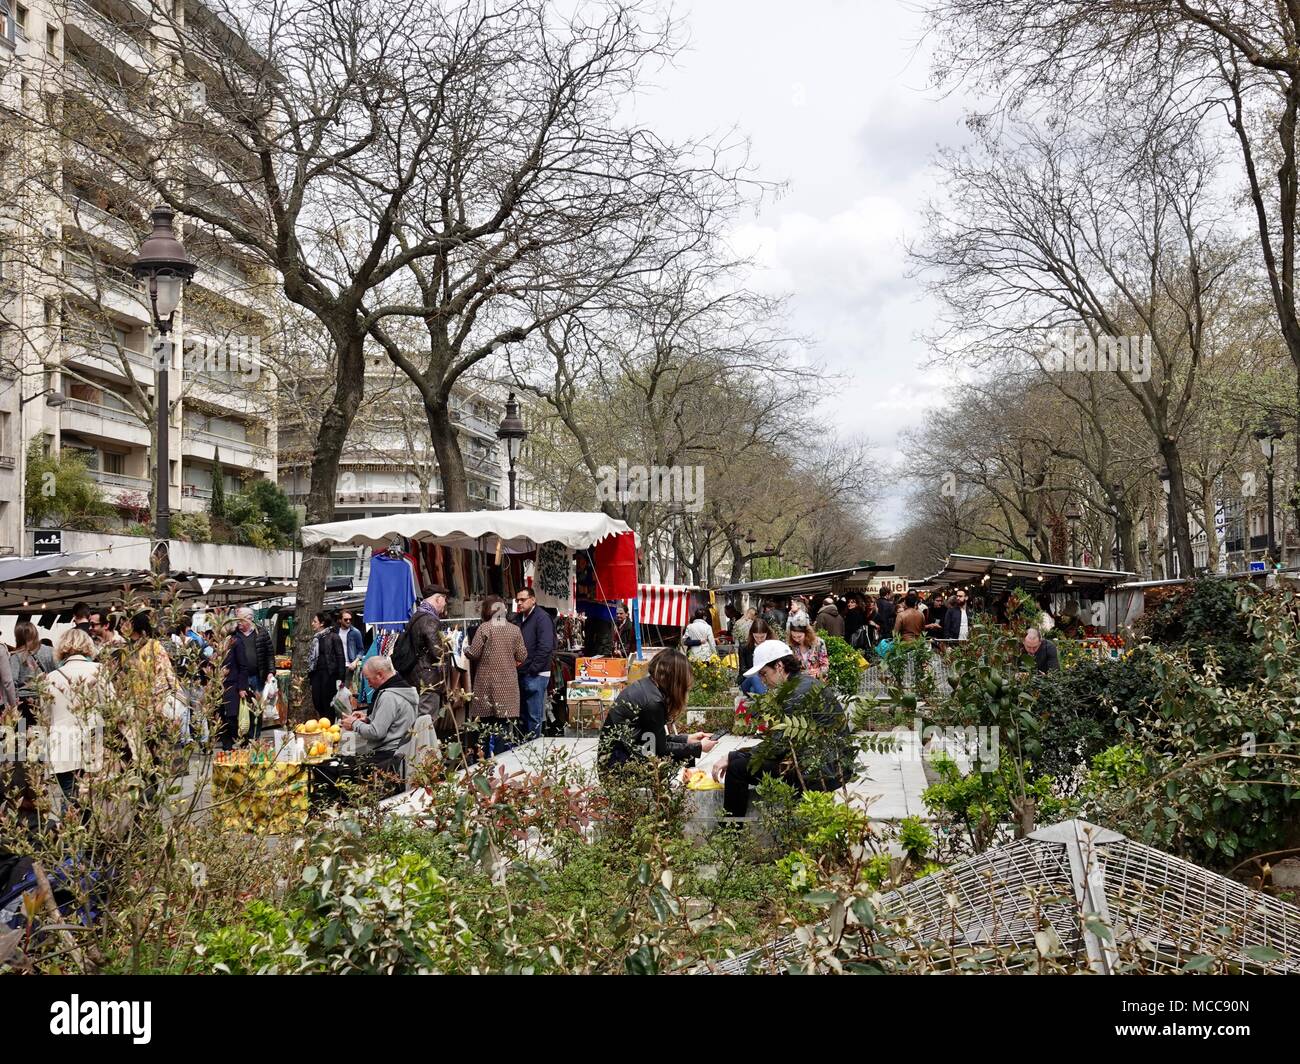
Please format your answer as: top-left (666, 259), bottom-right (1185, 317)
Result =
top-left (210, 755), bottom-right (309, 835)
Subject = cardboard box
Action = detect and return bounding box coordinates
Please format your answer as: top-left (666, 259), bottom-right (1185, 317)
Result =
top-left (577, 657), bottom-right (629, 680)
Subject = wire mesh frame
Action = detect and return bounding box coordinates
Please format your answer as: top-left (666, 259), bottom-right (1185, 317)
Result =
top-left (858, 653), bottom-right (953, 700)
top-left (704, 825), bottom-right (1300, 975)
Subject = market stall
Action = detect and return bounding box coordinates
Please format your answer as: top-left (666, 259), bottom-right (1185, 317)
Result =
top-left (300, 511), bottom-right (642, 729)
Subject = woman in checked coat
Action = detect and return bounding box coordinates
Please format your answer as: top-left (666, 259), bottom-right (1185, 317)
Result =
top-left (466, 596), bottom-right (528, 749)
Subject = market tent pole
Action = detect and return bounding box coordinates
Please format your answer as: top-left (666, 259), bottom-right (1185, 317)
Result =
top-left (631, 596), bottom-right (644, 660)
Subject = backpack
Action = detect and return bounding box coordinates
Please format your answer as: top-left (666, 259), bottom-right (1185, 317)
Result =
top-left (391, 628), bottom-right (419, 680)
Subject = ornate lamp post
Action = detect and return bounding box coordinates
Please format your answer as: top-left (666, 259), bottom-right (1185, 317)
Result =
top-left (130, 206), bottom-right (196, 569)
top-left (495, 392), bottom-right (528, 510)
top-left (1064, 503), bottom-right (1082, 567)
top-left (1254, 419), bottom-right (1286, 566)
top-left (745, 529), bottom-right (757, 581)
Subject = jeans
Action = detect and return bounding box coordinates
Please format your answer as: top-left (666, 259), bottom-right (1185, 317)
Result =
top-left (519, 674), bottom-right (549, 739)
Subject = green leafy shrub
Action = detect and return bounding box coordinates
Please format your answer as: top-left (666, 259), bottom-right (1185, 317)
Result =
top-left (897, 816), bottom-right (934, 864)
top-left (687, 655), bottom-right (735, 706)
top-left (170, 511), bottom-right (212, 543)
top-left (24, 441), bottom-right (113, 530)
top-left (823, 634), bottom-right (865, 700)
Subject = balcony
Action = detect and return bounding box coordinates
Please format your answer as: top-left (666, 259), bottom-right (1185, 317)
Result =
top-left (452, 407), bottom-right (500, 440)
top-left (181, 428), bottom-right (272, 473)
top-left (463, 450), bottom-right (501, 477)
top-left (63, 342), bottom-right (154, 386)
top-left (63, 58), bottom-right (150, 132)
top-left (66, 0), bottom-right (152, 76)
top-left (191, 254), bottom-right (265, 310)
top-left (65, 196), bottom-right (142, 254)
top-left (65, 253), bottom-right (151, 325)
top-left (62, 398), bottom-right (150, 446)
top-left (89, 469), bottom-right (151, 495)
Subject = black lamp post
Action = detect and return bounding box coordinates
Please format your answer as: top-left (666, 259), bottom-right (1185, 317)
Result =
top-left (1254, 419), bottom-right (1285, 567)
top-left (130, 206), bottom-right (196, 566)
top-left (496, 392), bottom-right (528, 510)
top-left (1064, 503), bottom-right (1082, 567)
top-left (745, 529), bottom-right (757, 581)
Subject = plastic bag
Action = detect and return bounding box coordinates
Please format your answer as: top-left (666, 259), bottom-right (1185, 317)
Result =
top-left (329, 684), bottom-right (354, 720)
top-left (237, 696), bottom-right (250, 739)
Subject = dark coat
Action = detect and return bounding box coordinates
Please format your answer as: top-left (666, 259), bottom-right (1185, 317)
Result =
top-left (874, 599), bottom-right (896, 638)
top-left (515, 606), bottom-right (556, 678)
top-left (311, 627), bottom-right (346, 685)
top-left (814, 605), bottom-right (845, 638)
top-left (222, 627), bottom-right (265, 719)
top-left (1032, 639), bottom-right (1060, 673)
top-left (843, 606), bottom-right (867, 643)
top-left (407, 607), bottom-right (443, 689)
top-left (943, 606), bottom-right (969, 640)
top-left (599, 676), bottom-right (701, 773)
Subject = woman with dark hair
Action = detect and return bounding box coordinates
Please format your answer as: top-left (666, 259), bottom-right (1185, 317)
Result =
top-left (738, 617), bottom-right (774, 694)
top-left (308, 610), bottom-right (346, 720)
top-left (713, 639), bottom-right (855, 817)
top-left (599, 650), bottom-right (717, 774)
top-left (466, 594), bottom-right (528, 755)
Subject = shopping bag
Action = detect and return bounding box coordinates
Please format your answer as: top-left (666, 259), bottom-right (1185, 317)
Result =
top-left (237, 697), bottom-right (250, 739)
top-left (329, 685), bottom-right (354, 720)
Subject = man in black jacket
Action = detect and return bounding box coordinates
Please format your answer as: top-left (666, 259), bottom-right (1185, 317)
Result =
top-left (874, 589), bottom-right (896, 641)
top-left (514, 587), bottom-right (556, 740)
top-left (221, 608), bottom-right (272, 749)
top-left (1024, 629), bottom-right (1059, 673)
top-left (942, 589), bottom-right (970, 641)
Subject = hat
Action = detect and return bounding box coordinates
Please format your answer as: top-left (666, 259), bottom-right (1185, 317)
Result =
top-left (745, 639), bottom-right (793, 677)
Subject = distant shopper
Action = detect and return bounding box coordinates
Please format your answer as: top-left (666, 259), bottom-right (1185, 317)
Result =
top-left (815, 597), bottom-right (844, 639)
top-left (787, 618), bottom-right (829, 680)
top-left (894, 592), bottom-right (927, 640)
top-left (1024, 629), bottom-right (1059, 673)
top-left (613, 605), bottom-right (635, 656)
top-left (874, 589), bottom-right (896, 640)
top-left (739, 617), bottom-right (775, 695)
top-left (942, 590), bottom-right (970, 641)
top-left (682, 607), bottom-right (718, 662)
top-left (843, 595), bottom-right (867, 645)
top-left (466, 596), bottom-right (528, 743)
top-left (338, 609), bottom-right (365, 672)
top-left (733, 606), bottom-right (757, 647)
top-left (407, 585), bottom-right (449, 722)
top-left (221, 608), bottom-right (271, 750)
top-left (12, 620), bottom-right (54, 701)
top-left (71, 602), bottom-right (92, 633)
top-left (514, 587), bottom-right (556, 740)
top-left (308, 611), bottom-right (347, 721)
top-left (44, 628), bottom-right (113, 802)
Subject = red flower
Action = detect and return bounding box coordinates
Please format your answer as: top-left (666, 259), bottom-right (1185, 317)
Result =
top-left (757, 723), bottom-right (768, 733)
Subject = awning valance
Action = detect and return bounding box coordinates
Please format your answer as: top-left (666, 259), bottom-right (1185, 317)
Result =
top-left (300, 510), bottom-right (633, 554)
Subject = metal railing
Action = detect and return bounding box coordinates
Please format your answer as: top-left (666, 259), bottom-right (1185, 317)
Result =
top-left (69, 0), bottom-right (151, 67)
top-left (186, 428), bottom-right (266, 456)
top-left (89, 469), bottom-right (150, 491)
top-left (64, 397), bottom-right (142, 427)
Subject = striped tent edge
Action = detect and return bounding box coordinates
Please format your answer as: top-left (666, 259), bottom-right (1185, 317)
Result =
top-left (635, 584), bottom-right (693, 627)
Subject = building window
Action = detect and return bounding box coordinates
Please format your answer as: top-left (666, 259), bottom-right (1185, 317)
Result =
top-left (102, 451), bottom-right (125, 475)
top-left (0, 3), bottom-right (13, 46)
top-left (44, 23), bottom-right (55, 55)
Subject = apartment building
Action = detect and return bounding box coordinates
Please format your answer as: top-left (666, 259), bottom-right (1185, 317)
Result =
top-left (0, 0), bottom-right (277, 555)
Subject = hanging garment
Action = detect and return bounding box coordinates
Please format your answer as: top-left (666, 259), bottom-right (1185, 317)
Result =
top-left (536, 541), bottom-right (570, 598)
top-left (365, 553), bottom-right (419, 628)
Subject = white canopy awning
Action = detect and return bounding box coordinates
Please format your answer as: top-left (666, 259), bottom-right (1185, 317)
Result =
top-left (299, 510), bottom-right (633, 554)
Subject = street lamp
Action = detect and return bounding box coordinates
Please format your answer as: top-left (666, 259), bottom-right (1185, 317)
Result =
top-left (1254, 419), bottom-right (1285, 566)
top-left (745, 529), bottom-right (757, 581)
top-left (1064, 503), bottom-right (1082, 567)
top-left (1157, 463), bottom-right (1175, 579)
top-left (130, 205), bottom-right (196, 562)
top-left (495, 392), bottom-right (528, 511)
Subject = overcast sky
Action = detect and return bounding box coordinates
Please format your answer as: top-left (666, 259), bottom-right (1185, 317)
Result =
top-left (627, 0), bottom-right (974, 536)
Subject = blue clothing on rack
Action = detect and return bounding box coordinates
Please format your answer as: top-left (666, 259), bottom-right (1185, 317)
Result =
top-left (365, 553), bottom-right (419, 629)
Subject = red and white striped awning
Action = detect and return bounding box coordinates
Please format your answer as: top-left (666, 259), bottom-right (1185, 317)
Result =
top-left (635, 584), bottom-right (693, 627)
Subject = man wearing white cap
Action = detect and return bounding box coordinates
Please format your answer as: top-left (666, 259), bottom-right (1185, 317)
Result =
top-left (712, 638), bottom-right (856, 817)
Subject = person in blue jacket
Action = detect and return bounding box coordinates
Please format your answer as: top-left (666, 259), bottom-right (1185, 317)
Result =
top-left (513, 587), bottom-right (556, 739)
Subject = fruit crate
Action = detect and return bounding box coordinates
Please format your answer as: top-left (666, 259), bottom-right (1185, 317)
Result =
top-left (568, 698), bottom-right (606, 732)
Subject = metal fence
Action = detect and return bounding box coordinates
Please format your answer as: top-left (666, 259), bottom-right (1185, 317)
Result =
top-left (858, 650), bottom-right (954, 700)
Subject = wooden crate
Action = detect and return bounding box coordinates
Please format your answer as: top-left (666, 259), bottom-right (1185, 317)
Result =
top-left (568, 698), bottom-right (606, 730)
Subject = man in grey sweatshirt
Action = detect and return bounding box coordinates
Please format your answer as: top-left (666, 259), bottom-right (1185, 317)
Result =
top-left (342, 656), bottom-right (417, 760)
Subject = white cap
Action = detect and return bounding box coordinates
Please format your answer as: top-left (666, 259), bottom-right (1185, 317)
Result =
top-left (745, 639), bottom-right (793, 677)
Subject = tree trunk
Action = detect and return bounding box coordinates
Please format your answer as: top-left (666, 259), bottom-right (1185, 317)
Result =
top-left (1159, 442), bottom-right (1197, 577)
top-left (427, 398), bottom-right (469, 512)
top-left (290, 333), bottom-right (366, 718)
top-left (1201, 477), bottom-right (1220, 574)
